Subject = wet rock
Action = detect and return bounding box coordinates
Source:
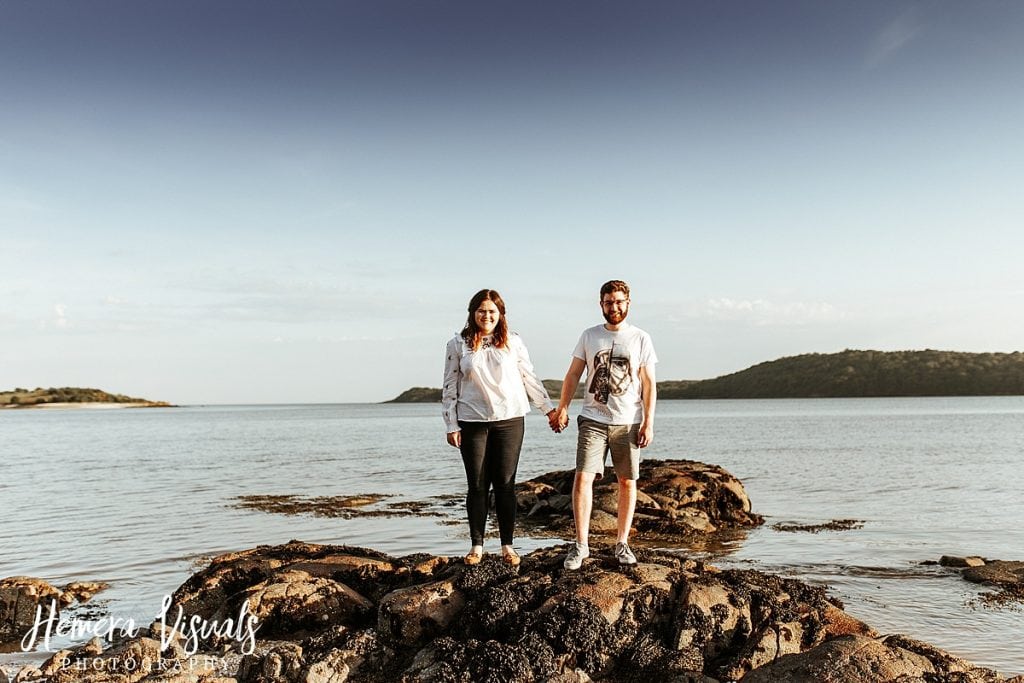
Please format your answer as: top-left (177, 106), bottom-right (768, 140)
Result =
top-left (60, 582), bottom-right (111, 607)
top-left (741, 634), bottom-right (933, 682)
top-left (963, 560), bottom-right (1024, 585)
top-left (934, 555), bottom-right (1024, 608)
top-left (1, 576), bottom-right (110, 647)
top-left (377, 579), bottom-right (465, 646)
top-left (670, 509), bottom-right (715, 533)
top-left (0, 576), bottom-right (62, 645)
top-left (941, 555), bottom-right (987, 568)
top-left (516, 459), bottom-right (763, 541)
top-left (302, 649), bottom-right (350, 683)
top-left (962, 560), bottom-right (1024, 608)
top-left (671, 580), bottom-right (750, 658)
top-left (245, 570), bottom-right (375, 637)
top-left (171, 542), bottom-right (405, 627)
top-left (14, 666), bottom-right (45, 683)
top-left (821, 603), bottom-right (876, 638)
top-left (38, 650), bottom-right (76, 678)
top-left (238, 642), bottom-right (305, 683)
top-left (35, 542), bottom-right (1013, 683)
top-left (299, 629), bottom-right (384, 683)
top-left (588, 510), bottom-right (619, 534)
top-left (82, 637), bottom-right (106, 656)
top-left (49, 636), bottom-right (168, 683)
top-left (743, 634), bottom-right (1006, 683)
top-left (743, 621), bottom-right (803, 671)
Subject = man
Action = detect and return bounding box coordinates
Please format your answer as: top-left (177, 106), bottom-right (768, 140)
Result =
top-left (550, 279), bottom-right (657, 569)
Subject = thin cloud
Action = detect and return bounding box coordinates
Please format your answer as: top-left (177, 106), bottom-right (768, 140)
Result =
top-left (171, 272), bottom-right (422, 323)
top-left (865, 9), bottom-right (923, 68)
top-left (0, 188), bottom-right (48, 215)
top-left (676, 298), bottom-right (847, 327)
top-left (37, 303), bottom-right (71, 330)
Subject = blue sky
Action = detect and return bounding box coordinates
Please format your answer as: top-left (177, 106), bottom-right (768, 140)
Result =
top-left (2, 1), bottom-right (1022, 403)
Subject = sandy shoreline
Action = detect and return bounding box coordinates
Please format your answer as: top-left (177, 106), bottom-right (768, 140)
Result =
top-left (1, 402), bottom-right (166, 410)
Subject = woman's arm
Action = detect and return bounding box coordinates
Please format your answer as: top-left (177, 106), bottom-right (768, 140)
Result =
top-left (514, 335), bottom-right (555, 415)
top-left (441, 337), bottom-right (462, 444)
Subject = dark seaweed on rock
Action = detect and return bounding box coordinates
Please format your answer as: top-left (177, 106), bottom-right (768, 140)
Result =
top-left (772, 519), bottom-right (865, 533)
top-left (19, 540), bottom-right (1016, 683)
top-left (233, 494), bottom-right (446, 519)
top-left (961, 560), bottom-right (1024, 610)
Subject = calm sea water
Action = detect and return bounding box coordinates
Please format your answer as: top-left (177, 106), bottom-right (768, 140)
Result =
top-left (2, 398), bottom-right (1023, 675)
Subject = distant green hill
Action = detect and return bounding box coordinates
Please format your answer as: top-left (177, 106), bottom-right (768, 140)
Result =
top-left (542, 379), bottom-right (584, 400)
top-left (385, 387), bottom-right (442, 403)
top-left (658, 349), bottom-right (1024, 399)
top-left (0, 387), bottom-right (172, 408)
top-left (388, 350), bottom-right (1024, 402)
top-left (386, 381), bottom-right (582, 403)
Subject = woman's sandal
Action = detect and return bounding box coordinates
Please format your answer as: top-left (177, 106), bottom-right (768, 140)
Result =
top-left (464, 549), bottom-right (484, 565)
top-left (501, 548), bottom-right (521, 567)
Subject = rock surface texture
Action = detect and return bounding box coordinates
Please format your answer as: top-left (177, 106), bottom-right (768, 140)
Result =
top-left (962, 559), bottom-right (1024, 607)
top-left (1, 577), bottom-right (108, 646)
top-left (743, 634), bottom-right (1011, 683)
top-left (516, 459), bottom-right (764, 540)
top-left (17, 542), bottom-right (1017, 683)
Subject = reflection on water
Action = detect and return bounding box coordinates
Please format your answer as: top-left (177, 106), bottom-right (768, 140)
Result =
top-left (2, 397), bottom-right (1023, 675)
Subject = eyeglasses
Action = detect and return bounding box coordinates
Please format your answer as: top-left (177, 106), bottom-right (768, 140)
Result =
top-left (600, 298), bottom-right (629, 308)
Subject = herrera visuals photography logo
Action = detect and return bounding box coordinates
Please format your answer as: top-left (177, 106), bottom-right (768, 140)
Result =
top-left (20, 595), bottom-right (259, 657)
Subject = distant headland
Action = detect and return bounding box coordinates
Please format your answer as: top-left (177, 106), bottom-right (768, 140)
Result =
top-left (0, 387), bottom-right (173, 409)
top-left (387, 349), bottom-right (1024, 402)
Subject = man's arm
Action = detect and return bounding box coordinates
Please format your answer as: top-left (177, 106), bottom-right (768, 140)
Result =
top-left (552, 357), bottom-right (587, 431)
top-left (638, 364), bottom-right (656, 447)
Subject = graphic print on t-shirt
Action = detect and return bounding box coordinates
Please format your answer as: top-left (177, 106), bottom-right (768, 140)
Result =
top-left (588, 342), bottom-right (632, 405)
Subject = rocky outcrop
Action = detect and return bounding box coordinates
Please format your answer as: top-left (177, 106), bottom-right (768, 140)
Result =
top-left (517, 459), bottom-right (763, 540)
top-left (743, 633), bottom-right (1010, 683)
top-left (964, 560), bottom-right (1024, 608)
top-left (0, 577), bottom-right (108, 646)
top-left (16, 541), bottom-right (1013, 683)
top-left (934, 556), bottom-right (1024, 608)
top-left (940, 555), bottom-right (988, 568)
top-left (1, 577), bottom-right (62, 645)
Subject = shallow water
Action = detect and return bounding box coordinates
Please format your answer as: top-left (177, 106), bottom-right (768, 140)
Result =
top-left (2, 397), bottom-right (1022, 675)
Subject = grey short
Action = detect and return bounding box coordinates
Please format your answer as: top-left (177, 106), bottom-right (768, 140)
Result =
top-left (575, 416), bottom-right (640, 480)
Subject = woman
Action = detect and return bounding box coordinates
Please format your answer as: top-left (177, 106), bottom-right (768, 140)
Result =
top-left (442, 289), bottom-right (555, 566)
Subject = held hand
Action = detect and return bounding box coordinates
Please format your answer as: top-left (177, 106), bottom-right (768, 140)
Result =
top-left (548, 411), bottom-right (565, 434)
top-left (637, 422), bottom-right (654, 448)
top-left (555, 407), bottom-right (570, 433)
top-left (446, 431), bottom-right (461, 448)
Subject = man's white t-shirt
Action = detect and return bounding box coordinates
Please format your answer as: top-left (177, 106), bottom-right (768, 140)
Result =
top-left (572, 322), bottom-right (657, 425)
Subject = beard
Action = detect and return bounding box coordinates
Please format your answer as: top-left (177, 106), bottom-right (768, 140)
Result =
top-left (603, 308), bottom-right (628, 325)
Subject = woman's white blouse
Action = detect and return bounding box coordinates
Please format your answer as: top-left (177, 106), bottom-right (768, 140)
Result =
top-left (442, 333), bottom-right (554, 432)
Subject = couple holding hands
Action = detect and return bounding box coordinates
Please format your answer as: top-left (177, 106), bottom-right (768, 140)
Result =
top-left (442, 280), bottom-right (658, 570)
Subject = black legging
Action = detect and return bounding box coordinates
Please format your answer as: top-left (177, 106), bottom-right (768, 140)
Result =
top-left (457, 417), bottom-right (525, 546)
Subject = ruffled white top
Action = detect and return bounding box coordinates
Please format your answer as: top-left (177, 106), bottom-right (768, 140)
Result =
top-left (442, 332), bottom-right (554, 433)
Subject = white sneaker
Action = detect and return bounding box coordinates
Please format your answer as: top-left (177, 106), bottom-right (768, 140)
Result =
top-left (614, 542), bottom-right (637, 566)
top-left (563, 542), bottom-right (590, 570)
